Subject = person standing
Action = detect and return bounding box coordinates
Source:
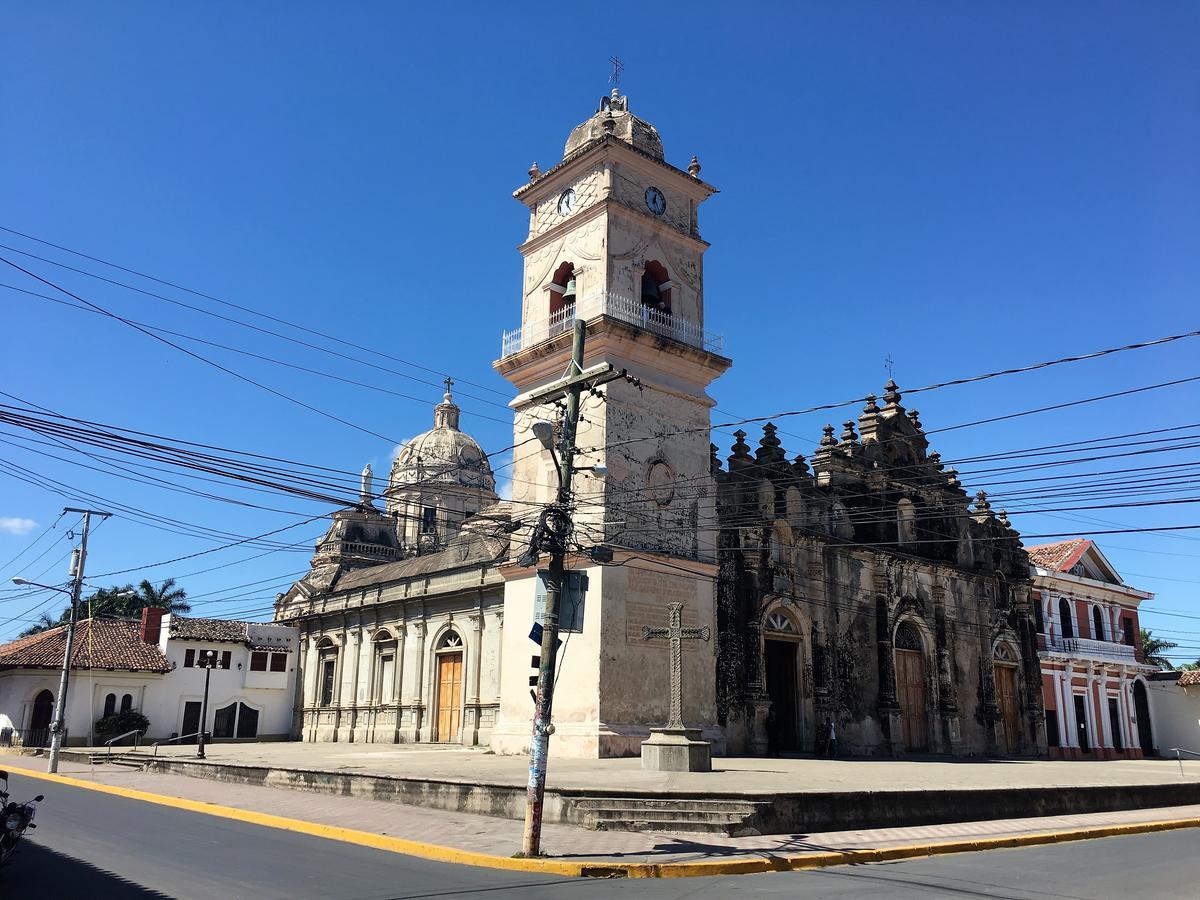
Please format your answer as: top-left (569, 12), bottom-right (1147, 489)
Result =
top-left (825, 716), bottom-right (838, 758)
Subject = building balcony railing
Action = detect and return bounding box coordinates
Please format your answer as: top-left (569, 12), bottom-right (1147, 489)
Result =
top-left (1043, 635), bottom-right (1140, 665)
top-left (500, 291), bottom-right (724, 358)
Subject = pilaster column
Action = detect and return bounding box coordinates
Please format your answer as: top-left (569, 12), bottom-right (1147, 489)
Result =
top-left (493, 610), bottom-right (504, 703)
top-left (465, 612), bottom-right (484, 745)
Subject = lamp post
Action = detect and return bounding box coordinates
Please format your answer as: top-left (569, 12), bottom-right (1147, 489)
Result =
top-left (196, 649), bottom-right (216, 760)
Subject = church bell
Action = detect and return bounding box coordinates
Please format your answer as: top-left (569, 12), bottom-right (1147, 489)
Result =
top-left (640, 272), bottom-right (660, 305)
top-left (562, 276), bottom-right (577, 304)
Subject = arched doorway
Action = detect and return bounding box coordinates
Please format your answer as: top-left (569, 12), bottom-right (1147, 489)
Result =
top-left (993, 644), bottom-right (1020, 752)
top-left (434, 631), bottom-right (464, 743)
top-left (29, 689), bottom-right (54, 747)
top-left (894, 622), bottom-right (928, 752)
top-left (1133, 680), bottom-right (1154, 755)
top-left (763, 611), bottom-right (802, 753)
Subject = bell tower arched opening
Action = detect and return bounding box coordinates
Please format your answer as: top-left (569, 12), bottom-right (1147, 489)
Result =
top-left (641, 260), bottom-right (672, 314)
top-left (549, 261), bottom-right (577, 318)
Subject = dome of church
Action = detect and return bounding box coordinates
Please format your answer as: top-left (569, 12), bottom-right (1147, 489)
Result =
top-left (388, 384), bottom-right (496, 492)
top-left (564, 91), bottom-right (664, 161)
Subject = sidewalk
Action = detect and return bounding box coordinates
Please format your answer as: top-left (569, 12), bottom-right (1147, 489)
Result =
top-left (93, 740), bottom-right (1200, 793)
top-left (4, 752), bottom-right (1198, 869)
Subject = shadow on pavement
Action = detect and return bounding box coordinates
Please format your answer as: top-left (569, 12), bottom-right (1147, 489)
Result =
top-left (1, 841), bottom-right (171, 899)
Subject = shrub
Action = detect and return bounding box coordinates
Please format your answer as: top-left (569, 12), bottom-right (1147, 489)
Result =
top-left (95, 710), bottom-right (150, 741)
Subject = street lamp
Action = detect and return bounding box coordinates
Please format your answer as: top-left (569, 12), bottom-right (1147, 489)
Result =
top-left (196, 649), bottom-right (216, 760)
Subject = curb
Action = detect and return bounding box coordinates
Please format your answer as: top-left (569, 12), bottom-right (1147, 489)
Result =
top-left (7, 766), bottom-right (1200, 879)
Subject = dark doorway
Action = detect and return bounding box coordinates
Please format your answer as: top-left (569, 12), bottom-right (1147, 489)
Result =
top-left (30, 689), bottom-right (53, 731)
top-left (764, 639), bottom-right (800, 751)
top-left (1108, 697), bottom-right (1123, 752)
top-left (181, 701), bottom-right (201, 744)
top-left (1074, 695), bottom-right (1090, 752)
top-left (1133, 680), bottom-right (1154, 755)
top-left (27, 689), bottom-right (54, 746)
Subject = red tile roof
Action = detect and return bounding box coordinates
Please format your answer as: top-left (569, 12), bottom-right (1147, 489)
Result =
top-left (1178, 670), bottom-right (1200, 687)
top-left (0, 619), bottom-right (170, 673)
top-left (1026, 539), bottom-right (1092, 573)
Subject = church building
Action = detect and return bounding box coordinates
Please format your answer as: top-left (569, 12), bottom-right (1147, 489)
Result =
top-left (276, 87), bottom-right (1046, 759)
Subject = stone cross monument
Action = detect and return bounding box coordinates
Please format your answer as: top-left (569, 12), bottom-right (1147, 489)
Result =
top-left (640, 602), bottom-right (713, 771)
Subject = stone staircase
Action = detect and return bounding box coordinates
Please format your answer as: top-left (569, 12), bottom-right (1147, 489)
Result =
top-left (570, 796), bottom-right (771, 836)
top-left (84, 751), bottom-right (148, 770)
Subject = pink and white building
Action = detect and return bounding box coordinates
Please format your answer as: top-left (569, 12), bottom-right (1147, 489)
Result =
top-left (1029, 539), bottom-right (1158, 758)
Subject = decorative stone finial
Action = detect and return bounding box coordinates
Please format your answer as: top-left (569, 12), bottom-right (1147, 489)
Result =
top-left (883, 379), bottom-right (902, 408)
top-left (819, 424), bottom-right (837, 448)
top-left (792, 453), bottom-right (810, 477)
top-left (998, 508), bottom-right (1011, 528)
top-left (756, 422), bottom-right (784, 462)
top-left (729, 429), bottom-right (752, 461)
top-left (710, 442), bottom-right (723, 475)
top-left (688, 154), bottom-right (702, 178)
top-left (929, 450), bottom-right (944, 471)
top-left (528, 161), bottom-right (541, 181)
top-left (862, 394), bottom-right (880, 415)
top-left (945, 467), bottom-right (960, 488)
top-left (602, 109), bottom-right (616, 134)
top-left (611, 86), bottom-right (620, 102)
top-left (974, 490), bottom-right (992, 514)
top-left (840, 420), bottom-right (859, 445)
top-left (907, 408), bottom-right (922, 430)
top-left (360, 462), bottom-right (374, 507)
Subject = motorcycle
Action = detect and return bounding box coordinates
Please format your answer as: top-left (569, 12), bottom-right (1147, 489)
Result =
top-left (0, 770), bottom-right (43, 866)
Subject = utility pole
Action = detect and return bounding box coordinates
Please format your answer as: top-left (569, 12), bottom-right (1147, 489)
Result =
top-left (518, 319), bottom-right (625, 857)
top-left (47, 507), bottom-right (111, 773)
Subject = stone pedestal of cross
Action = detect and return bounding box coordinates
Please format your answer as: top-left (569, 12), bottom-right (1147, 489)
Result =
top-left (640, 601), bottom-right (714, 772)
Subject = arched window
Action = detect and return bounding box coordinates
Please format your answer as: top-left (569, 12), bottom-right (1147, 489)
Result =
top-left (317, 639), bottom-right (338, 707)
top-left (1092, 606), bottom-right (1105, 642)
top-left (640, 260), bottom-right (672, 314)
top-left (120, 694), bottom-right (133, 713)
top-left (548, 261), bottom-right (577, 317)
top-left (438, 630), bottom-right (464, 651)
top-left (896, 498), bottom-right (916, 546)
top-left (103, 693), bottom-right (116, 717)
top-left (374, 630), bottom-right (398, 704)
top-left (895, 621), bottom-right (923, 652)
top-left (1059, 598), bottom-right (1075, 640)
top-left (765, 612), bottom-right (797, 634)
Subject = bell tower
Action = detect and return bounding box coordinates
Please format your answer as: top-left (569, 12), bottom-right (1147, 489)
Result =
top-left (491, 89), bottom-right (732, 758)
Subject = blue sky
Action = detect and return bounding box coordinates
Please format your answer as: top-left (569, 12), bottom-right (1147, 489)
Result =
top-left (1, 3), bottom-right (1197, 655)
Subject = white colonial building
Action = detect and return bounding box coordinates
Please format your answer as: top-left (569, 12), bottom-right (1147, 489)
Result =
top-left (0, 608), bottom-right (297, 747)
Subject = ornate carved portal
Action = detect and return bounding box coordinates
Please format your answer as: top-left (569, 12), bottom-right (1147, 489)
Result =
top-left (894, 622), bottom-right (929, 752)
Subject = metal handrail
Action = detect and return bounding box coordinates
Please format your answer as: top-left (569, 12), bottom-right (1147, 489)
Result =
top-left (1169, 747), bottom-right (1200, 777)
top-left (104, 729), bottom-right (144, 760)
top-left (152, 731), bottom-right (209, 757)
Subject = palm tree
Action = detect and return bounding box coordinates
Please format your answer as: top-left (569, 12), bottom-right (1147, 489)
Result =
top-left (136, 578), bottom-right (191, 614)
top-left (1141, 628), bottom-right (1178, 669)
top-left (18, 612), bottom-right (61, 638)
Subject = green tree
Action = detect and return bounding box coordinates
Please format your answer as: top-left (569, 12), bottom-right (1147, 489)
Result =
top-left (134, 577), bottom-right (191, 614)
top-left (14, 578), bottom-right (191, 636)
top-left (1141, 628), bottom-right (1178, 669)
top-left (17, 611), bottom-right (60, 638)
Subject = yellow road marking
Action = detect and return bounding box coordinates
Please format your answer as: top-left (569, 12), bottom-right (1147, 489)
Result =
top-left (8, 765), bottom-right (1200, 879)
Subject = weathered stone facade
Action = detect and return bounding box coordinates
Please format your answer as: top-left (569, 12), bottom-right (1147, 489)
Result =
top-left (277, 87), bottom-right (1047, 760)
top-left (714, 384), bottom-right (1046, 757)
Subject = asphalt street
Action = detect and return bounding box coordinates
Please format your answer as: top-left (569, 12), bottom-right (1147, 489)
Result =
top-left (0, 772), bottom-right (1196, 899)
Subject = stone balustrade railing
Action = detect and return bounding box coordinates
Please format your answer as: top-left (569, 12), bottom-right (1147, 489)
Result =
top-left (500, 291), bottom-right (723, 358)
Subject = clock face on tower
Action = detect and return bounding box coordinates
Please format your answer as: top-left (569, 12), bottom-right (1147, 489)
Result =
top-left (644, 186), bottom-right (667, 216)
top-left (557, 188), bottom-right (576, 216)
